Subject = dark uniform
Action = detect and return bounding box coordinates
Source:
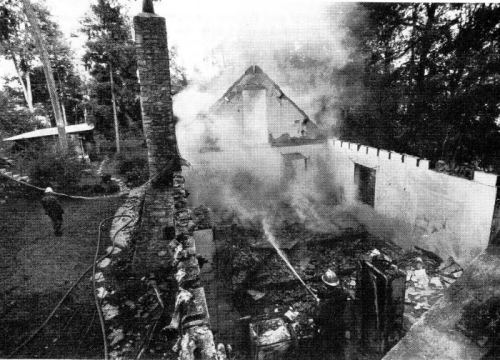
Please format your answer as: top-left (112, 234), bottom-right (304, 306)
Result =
top-left (41, 193), bottom-right (64, 236)
top-left (316, 286), bottom-right (349, 359)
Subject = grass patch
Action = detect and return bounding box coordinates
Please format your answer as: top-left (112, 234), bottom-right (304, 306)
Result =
top-left (0, 196), bottom-right (123, 357)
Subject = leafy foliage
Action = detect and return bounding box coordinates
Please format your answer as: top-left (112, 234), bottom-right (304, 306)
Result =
top-left (0, 0), bottom-right (84, 126)
top-left (81, 0), bottom-right (139, 138)
top-left (27, 151), bottom-right (86, 191)
top-left (29, 42), bottom-right (85, 125)
top-left (117, 152), bottom-right (148, 188)
top-left (81, 0), bottom-right (187, 139)
top-left (334, 4), bottom-right (500, 169)
top-left (0, 88), bottom-right (45, 139)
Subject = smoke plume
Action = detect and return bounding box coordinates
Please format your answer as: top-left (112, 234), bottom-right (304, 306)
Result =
top-left (171, 2), bottom-right (461, 263)
top-left (171, 2), bottom-right (365, 231)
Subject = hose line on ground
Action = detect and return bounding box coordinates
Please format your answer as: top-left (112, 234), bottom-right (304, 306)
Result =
top-left (7, 214), bottom-right (134, 359)
top-left (93, 214), bottom-right (134, 360)
top-left (0, 156), bottom-right (187, 200)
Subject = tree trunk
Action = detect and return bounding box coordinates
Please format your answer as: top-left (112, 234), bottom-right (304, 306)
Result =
top-left (61, 103), bottom-right (68, 126)
top-left (25, 71), bottom-right (33, 111)
top-left (21, 0), bottom-right (67, 152)
top-left (11, 55), bottom-right (34, 113)
top-left (109, 63), bottom-right (120, 154)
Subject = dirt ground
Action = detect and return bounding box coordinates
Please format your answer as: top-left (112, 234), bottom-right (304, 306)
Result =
top-left (0, 195), bottom-right (123, 358)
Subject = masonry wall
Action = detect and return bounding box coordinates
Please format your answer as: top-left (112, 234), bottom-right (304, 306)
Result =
top-left (328, 139), bottom-right (498, 263)
top-left (274, 142), bottom-right (333, 186)
top-left (134, 12), bottom-right (178, 178)
top-left (266, 94), bottom-right (306, 139)
top-left (185, 138), bottom-right (497, 264)
top-left (134, 9), bottom-right (218, 359)
top-left (211, 91), bottom-right (307, 145)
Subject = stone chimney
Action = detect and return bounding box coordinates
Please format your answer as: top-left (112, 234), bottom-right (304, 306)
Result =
top-left (134, 4), bottom-right (179, 183)
top-left (133, 7), bottom-right (220, 360)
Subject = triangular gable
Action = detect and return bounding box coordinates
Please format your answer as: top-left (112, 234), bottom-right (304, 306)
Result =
top-left (209, 65), bottom-right (313, 126)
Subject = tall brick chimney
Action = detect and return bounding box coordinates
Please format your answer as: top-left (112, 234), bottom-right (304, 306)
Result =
top-left (132, 6), bottom-right (220, 359)
top-left (134, 2), bottom-right (179, 183)
top-left (132, 1), bottom-right (178, 273)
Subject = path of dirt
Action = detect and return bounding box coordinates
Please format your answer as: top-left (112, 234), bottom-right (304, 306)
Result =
top-left (0, 196), bottom-right (123, 358)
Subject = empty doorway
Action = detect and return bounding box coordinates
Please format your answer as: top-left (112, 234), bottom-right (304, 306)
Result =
top-left (354, 163), bottom-right (376, 207)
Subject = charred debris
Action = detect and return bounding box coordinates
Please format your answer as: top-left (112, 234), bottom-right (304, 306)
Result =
top-left (194, 201), bottom-right (464, 358)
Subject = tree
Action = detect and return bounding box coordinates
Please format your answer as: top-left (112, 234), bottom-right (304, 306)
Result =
top-left (335, 4), bottom-right (500, 170)
top-left (81, 0), bottom-right (188, 148)
top-left (0, 0), bottom-right (60, 113)
top-left (29, 39), bottom-right (85, 126)
top-left (81, 0), bottom-right (139, 152)
top-left (21, 0), bottom-right (67, 151)
top-left (0, 87), bottom-right (44, 139)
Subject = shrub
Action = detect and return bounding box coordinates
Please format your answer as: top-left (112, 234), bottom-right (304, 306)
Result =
top-left (117, 153), bottom-right (149, 188)
top-left (28, 152), bottom-right (86, 192)
top-left (105, 181), bottom-right (121, 194)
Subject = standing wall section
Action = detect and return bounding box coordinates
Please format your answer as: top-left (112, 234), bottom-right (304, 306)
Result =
top-left (183, 138), bottom-right (497, 264)
top-left (330, 139), bottom-right (498, 263)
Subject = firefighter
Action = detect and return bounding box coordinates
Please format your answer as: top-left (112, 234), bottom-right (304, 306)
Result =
top-left (41, 187), bottom-right (64, 236)
top-left (315, 269), bottom-right (349, 359)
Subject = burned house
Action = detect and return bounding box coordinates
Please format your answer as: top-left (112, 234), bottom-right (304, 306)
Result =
top-left (189, 66), bottom-right (499, 265)
top-left (204, 65), bottom-right (323, 148)
top-left (179, 65), bottom-right (500, 359)
top-left (4, 1), bottom-right (500, 359)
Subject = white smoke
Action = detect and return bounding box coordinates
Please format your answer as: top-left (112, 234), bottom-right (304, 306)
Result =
top-left (168, 1), bottom-right (353, 129)
top-left (159, 1), bottom-right (351, 84)
top-left (172, 1), bottom-right (354, 164)
top-left (170, 2), bottom-right (364, 231)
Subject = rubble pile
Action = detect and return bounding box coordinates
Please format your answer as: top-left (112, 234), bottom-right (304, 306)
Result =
top-left (250, 318), bottom-right (292, 346)
top-left (396, 253), bottom-right (463, 326)
top-left (103, 274), bottom-right (178, 359)
top-left (218, 221), bottom-right (404, 340)
top-left (217, 215), bottom-right (465, 341)
top-left (225, 222), bottom-right (400, 290)
top-left (191, 205), bottom-right (212, 231)
top-left (262, 290), bottom-right (317, 338)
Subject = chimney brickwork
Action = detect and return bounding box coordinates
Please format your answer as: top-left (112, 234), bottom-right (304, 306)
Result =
top-left (133, 11), bottom-right (220, 360)
top-left (134, 13), bottom-right (179, 180)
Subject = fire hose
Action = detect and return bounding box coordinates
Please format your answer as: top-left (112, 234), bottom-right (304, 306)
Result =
top-left (7, 214), bottom-right (135, 359)
top-left (262, 218), bottom-right (320, 303)
top-left (93, 215), bottom-right (135, 360)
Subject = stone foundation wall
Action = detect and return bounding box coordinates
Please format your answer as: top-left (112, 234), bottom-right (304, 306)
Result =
top-left (170, 172), bottom-right (219, 359)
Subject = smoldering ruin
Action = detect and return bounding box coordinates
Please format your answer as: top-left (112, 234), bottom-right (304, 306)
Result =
top-left (159, 3), bottom-right (499, 355)
top-left (174, 63), bottom-right (498, 359)
top-left (2, 1), bottom-right (499, 360)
